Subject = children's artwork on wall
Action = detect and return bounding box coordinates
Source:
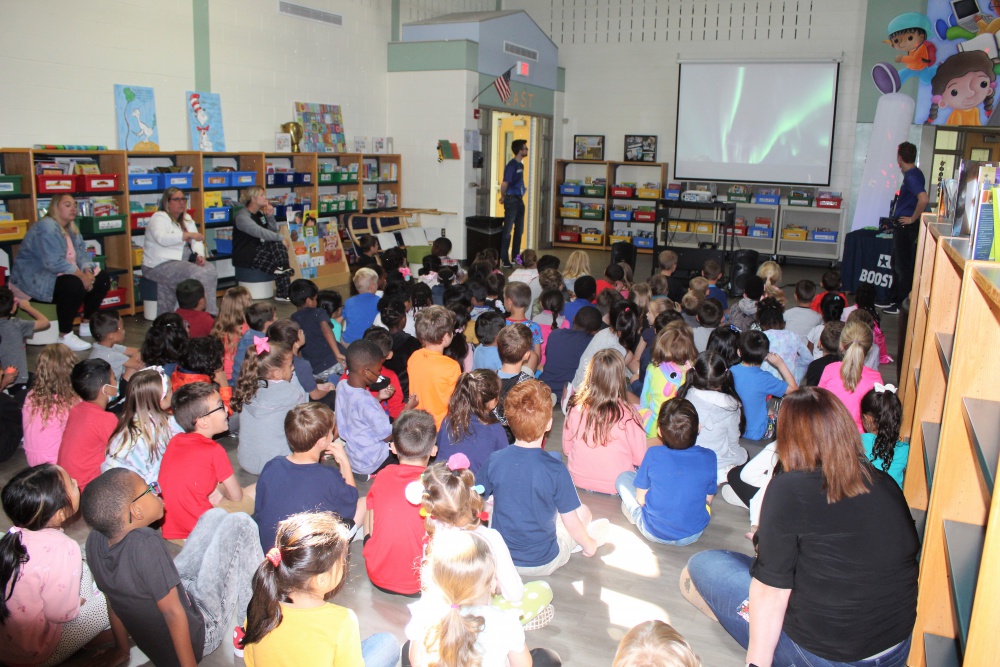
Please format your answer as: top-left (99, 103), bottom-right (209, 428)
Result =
top-left (625, 135), bottom-right (657, 162)
top-left (114, 85), bottom-right (159, 150)
top-left (871, 3), bottom-right (1000, 126)
top-left (294, 102), bottom-right (346, 153)
top-left (186, 92), bottom-right (225, 152)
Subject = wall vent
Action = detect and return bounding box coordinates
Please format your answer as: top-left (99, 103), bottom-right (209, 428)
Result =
top-left (278, 1), bottom-right (343, 27)
top-left (504, 41), bottom-right (538, 61)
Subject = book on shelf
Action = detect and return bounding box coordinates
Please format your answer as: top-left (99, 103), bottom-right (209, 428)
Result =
top-left (971, 164), bottom-right (997, 260)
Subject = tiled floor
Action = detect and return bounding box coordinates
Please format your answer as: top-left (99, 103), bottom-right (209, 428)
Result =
top-left (7, 252), bottom-right (902, 666)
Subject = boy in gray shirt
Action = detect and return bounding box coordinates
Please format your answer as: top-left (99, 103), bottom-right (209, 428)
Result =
top-left (88, 310), bottom-right (140, 382)
top-left (0, 287), bottom-right (49, 386)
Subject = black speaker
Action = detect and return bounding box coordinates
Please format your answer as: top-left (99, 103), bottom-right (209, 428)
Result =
top-left (610, 241), bottom-right (637, 273)
top-left (730, 249), bottom-right (760, 297)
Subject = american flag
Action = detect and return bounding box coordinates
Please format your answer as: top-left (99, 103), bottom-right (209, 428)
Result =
top-left (494, 68), bottom-right (512, 103)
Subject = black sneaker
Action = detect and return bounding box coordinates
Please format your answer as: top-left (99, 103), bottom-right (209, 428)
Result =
top-left (882, 304), bottom-right (900, 315)
top-left (874, 301), bottom-right (893, 309)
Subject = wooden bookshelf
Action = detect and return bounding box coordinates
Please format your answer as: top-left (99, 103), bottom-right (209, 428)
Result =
top-left (908, 260), bottom-right (1000, 665)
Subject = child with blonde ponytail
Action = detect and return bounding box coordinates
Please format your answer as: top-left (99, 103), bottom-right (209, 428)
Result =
top-left (403, 530), bottom-right (563, 667)
top-left (233, 338), bottom-right (306, 474)
top-left (240, 511), bottom-right (399, 666)
top-left (818, 319), bottom-right (882, 432)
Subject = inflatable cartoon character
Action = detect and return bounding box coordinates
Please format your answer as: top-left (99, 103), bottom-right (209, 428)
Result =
top-left (873, 13), bottom-right (938, 94)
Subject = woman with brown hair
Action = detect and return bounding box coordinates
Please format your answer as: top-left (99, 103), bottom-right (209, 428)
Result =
top-left (680, 387), bottom-right (919, 667)
top-left (142, 187), bottom-right (218, 315)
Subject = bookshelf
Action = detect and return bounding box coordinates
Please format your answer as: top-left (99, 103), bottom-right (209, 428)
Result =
top-left (360, 154), bottom-right (401, 213)
top-left (906, 258), bottom-right (1000, 665)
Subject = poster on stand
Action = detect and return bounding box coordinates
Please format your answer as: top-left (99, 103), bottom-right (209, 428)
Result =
top-left (114, 84), bottom-right (160, 150)
top-left (186, 92), bottom-right (226, 152)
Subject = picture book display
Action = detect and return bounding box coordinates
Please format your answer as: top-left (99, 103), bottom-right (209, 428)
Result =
top-left (294, 102), bottom-right (346, 153)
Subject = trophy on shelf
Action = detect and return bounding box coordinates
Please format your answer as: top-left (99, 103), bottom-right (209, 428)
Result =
top-left (280, 121), bottom-right (304, 153)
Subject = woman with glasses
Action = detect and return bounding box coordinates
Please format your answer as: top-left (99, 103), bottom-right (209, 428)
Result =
top-left (233, 186), bottom-right (294, 301)
top-left (10, 193), bottom-right (111, 351)
top-left (142, 187), bottom-right (219, 316)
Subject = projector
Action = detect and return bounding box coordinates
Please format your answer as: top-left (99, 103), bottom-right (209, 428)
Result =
top-left (681, 190), bottom-right (714, 203)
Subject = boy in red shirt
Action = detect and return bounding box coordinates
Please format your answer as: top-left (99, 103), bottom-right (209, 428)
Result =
top-left (363, 326), bottom-right (406, 420)
top-left (809, 270), bottom-right (847, 314)
top-left (158, 382), bottom-right (254, 541)
top-left (363, 409), bottom-right (437, 596)
top-left (57, 358), bottom-right (118, 490)
top-left (175, 278), bottom-right (215, 338)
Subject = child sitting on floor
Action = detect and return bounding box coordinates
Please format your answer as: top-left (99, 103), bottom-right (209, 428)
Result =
top-left (240, 512), bottom-right (398, 666)
top-left (617, 398), bottom-right (716, 546)
top-left (480, 379), bottom-right (606, 575)
top-left (141, 312), bottom-right (189, 378)
top-left (0, 287), bottom-right (49, 388)
top-left (56, 359), bottom-right (117, 491)
top-left (0, 464), bottom-right (128, 667)
top-left (175, 278), bottom-right (215, 337)
top-left (265, 319), bottom-right (335, 405)
top-left (233, 338), bottom-right (306, 475)
top-left (436, 369), bottom-right (507, 476)
top-left (503, 282), bottom-right (542, 371)
top-left (861, 384), bottom-right (909, 489)
top-left (472, 311), bottom-right (505, 372)
top-left (639, 323), bottom-right (697, 438)
top-left (407, 305), bottom-right (461, 430)
top-left (253, 403), bottom-right (361, 552)
top-left (88, 310), bottom-right (142, 384)
top-left (22, 344), bottom-right (79, 466)
top-left (83, 468), bottom-right (262, 665)
top-left (290, 279), bottom-right (341, 382)
top-left (211, 286), bottom-right (253, 383)
top-left (233, 302), bottom-right (277, 384)
top-left (158, 383), bottom-right (255, 540)
top-left (731, 330), bottom-right (797, 442)
top-left (363, 326), bottom-right (407, 420)
top-left (103, 367), bottom-right (178, 483)
top-left (336, 340), bottom-right (398, 475)
top-left (613, 620), bottom-right (703, 667)
top-left (364, 409), bottom-right (437, 596)
top-left (171, 335), bottom-right (233, 414)
top-left (344, 269), bottom-right (381, 344)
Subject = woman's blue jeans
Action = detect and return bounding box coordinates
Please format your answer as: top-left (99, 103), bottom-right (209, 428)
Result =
top-left (685, 550), bottom-right (911, 667)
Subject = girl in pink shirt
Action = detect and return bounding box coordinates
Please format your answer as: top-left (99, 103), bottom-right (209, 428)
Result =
top-left (22, 344), bottom-right (79, 466)
top-left (563, 349), bottom-right (647, 494)
top-left (0, 464), bottom-right (127, 666)
top-left (818, 320), bottom-right (882, 432)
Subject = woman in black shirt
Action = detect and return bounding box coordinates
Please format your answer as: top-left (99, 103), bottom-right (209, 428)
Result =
top-left (232, 186), bottom-right (294, 300)
top-left (680, 387), bottom-right (918, 667)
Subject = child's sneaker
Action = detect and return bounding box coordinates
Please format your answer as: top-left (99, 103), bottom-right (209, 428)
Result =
top-left (721, 484), bottom-right (748, 509)
top-left (571, 518), bottom-right (610, 553)
top-left (620, 500), bottom-right (636, 525)
top-left (233, 625), bottom-right (246, 657)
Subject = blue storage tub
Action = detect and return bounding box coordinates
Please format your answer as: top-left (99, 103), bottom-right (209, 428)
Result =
top-left (163, 173), bottom-right (194, 189)
top-left (634, 236), bottom-right (654, 248)
top-left (231, 171), bottom-right (257, 187)
top-left (609, 210), bottom-right (632, 221)
top-left (128, 173), bottom-right (161, 191)
top-left (812, 231), bottom-right (838, 243)
top-left (559, 184), bottom-right (582, 196)
top-left (215, 238), bottom-right (233, 255)
top-left (749, 227), bottom-right (774, 238)
top-left (293, 172), bottom-right (312, 185)
top-left (205, 206), bottom-right (231, 223)
top-left (754, 194), bottom-right (780, 205)
top-left (663, 190), bottom-right (680, 201)
top-left (266, 172), bottom-right (294, 186)
top-left (204, 172), bottom-right (230, 189)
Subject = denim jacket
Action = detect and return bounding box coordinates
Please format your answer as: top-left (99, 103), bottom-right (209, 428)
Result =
top-left (11, 216), bottom-right (94, 302)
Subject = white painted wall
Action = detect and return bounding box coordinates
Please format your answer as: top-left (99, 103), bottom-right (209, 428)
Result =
top-left (0, 0), bottom-right (392, 150)
top-left (387, 69), bottom-right (478, 258)
top-left (505, 0), bottom-right (868, 200)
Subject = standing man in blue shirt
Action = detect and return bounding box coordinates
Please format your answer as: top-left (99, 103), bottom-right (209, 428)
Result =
top-left (499, 139), bottom-right (529, 268)
top-left (884, 141), bottom-right (927, 315)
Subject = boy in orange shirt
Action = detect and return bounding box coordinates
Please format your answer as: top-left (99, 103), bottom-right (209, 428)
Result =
top-left (406, 305), bottom-right (461, 430)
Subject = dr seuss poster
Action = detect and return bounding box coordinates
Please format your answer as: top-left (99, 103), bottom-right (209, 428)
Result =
top-left (187, 92), bottom-right (226, 151)
top-left (871, 1), bottom-right (1000, 126)
top-left (114, 84), bottom-right (159, 150)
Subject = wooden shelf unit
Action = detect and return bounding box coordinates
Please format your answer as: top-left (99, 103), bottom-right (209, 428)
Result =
top-left (907, 260), bottom-right (1000, 666)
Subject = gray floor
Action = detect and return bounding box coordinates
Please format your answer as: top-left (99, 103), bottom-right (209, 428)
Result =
top-left (5, 250), bottom-right (901, 666)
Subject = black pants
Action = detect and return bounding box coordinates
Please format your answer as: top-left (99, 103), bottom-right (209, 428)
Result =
top-left (890, 221), bottom-right (919, 306)
top-left (399, 641), bottom-right (561, 666)
top-left (726, 462), bottom-right (759, 507)
top-left (500, 195), bottom-right (525, 264)
top-left (37, 272), bottom-right (111, 334)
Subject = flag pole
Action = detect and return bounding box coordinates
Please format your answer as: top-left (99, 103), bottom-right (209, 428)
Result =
top-left (471, 66), bottom-right (514, 103)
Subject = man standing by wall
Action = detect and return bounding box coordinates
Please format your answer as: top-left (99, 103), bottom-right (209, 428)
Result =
top-left (499, 139), bottom-right (529, 268)
top-left (883, 141), bottom-right (927, 315)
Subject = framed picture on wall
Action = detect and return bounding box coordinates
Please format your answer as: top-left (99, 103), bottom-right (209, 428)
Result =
top-left (625, 135), bottom-right (657, 162)
top-left (574, 135), bottom-right (605, 161)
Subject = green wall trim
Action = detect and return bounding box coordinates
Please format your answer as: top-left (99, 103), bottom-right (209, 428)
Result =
top-left (387, 41), bottom-right (479, 72)
top-left (193, 0), bottom-right (211, 91)
top-left (476, 74), bottom-right (554, 115)
top-left (557, 67), bottom-right (565, 92)
top-left (391, 0), bottom-right (400, 42)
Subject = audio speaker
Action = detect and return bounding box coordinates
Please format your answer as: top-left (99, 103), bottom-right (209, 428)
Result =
top-left (729, 249), bottom-right (760, 297)
top-left (610, 241), bottom-right (637, 273)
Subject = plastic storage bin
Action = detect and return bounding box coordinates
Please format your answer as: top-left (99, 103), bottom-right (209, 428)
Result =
top-left (559, 207), bottom-right (581, 219)
top-left (636, 187), bottom-right (660, 199)
top-left (266, 172), bottom-right (293, 186)
top-left (781, 228), bottom-right (808, 241)
top-left (692, 222), bottom-right (714, 234)
top-left (634, 236), bottom-right (654, 248)
top-left (81, 174), bottom-right (120, 192)
top-left (0, 175), bottom-right (23, 196)
top-left (128, 173), bottom-right (161, 191)
top-left (581, 209), bottom-right (605, 220)
top-left (582, 185), bottom-right (606, 197)
top-left (557, 230), bottom-right (581, 243)
top-left (231, 171), bottom-right (257, 187)
top-left (816, 196), bottom-right (843, 209)
top-left (581, 233), bottom-right (603, 245)
top-left (203, 172), bottom-right (230, 189)
top-left (77, 215), bottom-right (127, 235)
top-left (609, 235), bottom-right (632, 245)
top-left (609, 210), bottom-right (632, 221)
top-left (163, 173), bottom-right (194, 189)
top-left (0, 219), bottom-right (28, 242)
top-left (215, 238), bottom-right (233, 255)
top-left (749, 227), bottom-right (774, 238)
top-left (559, 183), bottom-right (582, 196)
top-left (204, 206), bottom-right (231, 223)
top-left (130, 211), bottom-right (154, 230)
top-left (812, 230), bottom-right (839, 242)
top-left (667, 221), bottom-right (689, 232)
top-left (100, 288), bottom-right (127, 310)
top-left (634, 210), bottom-right (656, 222)
top-left (36, 175), bottom-right (78, 193)
top-left (754, 193), bottom-right (781, 205)
top-left (611, 186), bottom-right (634, 198)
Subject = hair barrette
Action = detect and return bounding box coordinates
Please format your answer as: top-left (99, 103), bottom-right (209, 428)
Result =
top-left (450, 604), bottom-right (461, 609)
top-left (873, 383), bottom-right (897, 394)
top-left (265, 547), bottom-right (282, 567)
top-left (8, 526), bottom-right (21, 535)
top-left (254, 336), bottom-right (270, 354)
top-left (478, 511), bottom-right (489, 522)
top-left (404, 480), bottom-right (426, 506)
top-left (472, 484), bottom-right (485, 495)
top-left (142, 365), bottom-right (170, 400)
top-left (399, 266), bottom-right (411, 279)
top-left (446, 453), bottom-right (471, 471)
top-left (419, 508), bottom-right (430, 518)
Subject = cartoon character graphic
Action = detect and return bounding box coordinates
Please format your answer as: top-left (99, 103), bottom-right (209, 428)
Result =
top-left (189, 94), bottom-right (214, 152)
top-left (872, 13), bottom-right (938, 94)
top-left (927, 49), bottom-right (997, 125)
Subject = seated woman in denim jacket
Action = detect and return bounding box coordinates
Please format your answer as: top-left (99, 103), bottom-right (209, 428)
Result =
top-left (10, 194), bottom-right (110, 351)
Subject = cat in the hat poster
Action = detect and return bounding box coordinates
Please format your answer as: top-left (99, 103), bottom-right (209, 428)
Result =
top-left (186, 92), bottom-right (226, 151)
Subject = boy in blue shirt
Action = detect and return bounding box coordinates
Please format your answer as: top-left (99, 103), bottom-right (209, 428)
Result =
top-left (472, 311), bottom-right (504, 371)
top-left (539, 305), bottom-right (601, 399)
top-left (334, 339), bottom-right (397, 475)
top-left (730, 330), bottom-right (797, 441)
top-left (342, 267), bottom-right (380, 344)
top-left (617, 398), bottom-right (717, 545)
top-left (290, 279), bottom-right (341, 381)
top-left (503, 281), bottom-right (542, 371)
top-left (480, 379), bottom-right (605, 576)
top-left (254, 402), bottom-right (361, 551)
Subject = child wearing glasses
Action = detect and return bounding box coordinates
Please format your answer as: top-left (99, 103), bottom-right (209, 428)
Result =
top-left (335, 339), bottom-right (396, 475)
top-left (83, 467), bottom-right (262, 665)
top-left (157, 382), bottom-right (255, 541)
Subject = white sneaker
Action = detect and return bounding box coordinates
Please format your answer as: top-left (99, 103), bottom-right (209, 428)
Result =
top-left (721, 484), bottom-right (748, 509)
top-left (572, 517), bottom-right (610, 553)
top-left (78, 322), bottom-right (92, 338)
top-left (60, 332), bottom-right (92, 352)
